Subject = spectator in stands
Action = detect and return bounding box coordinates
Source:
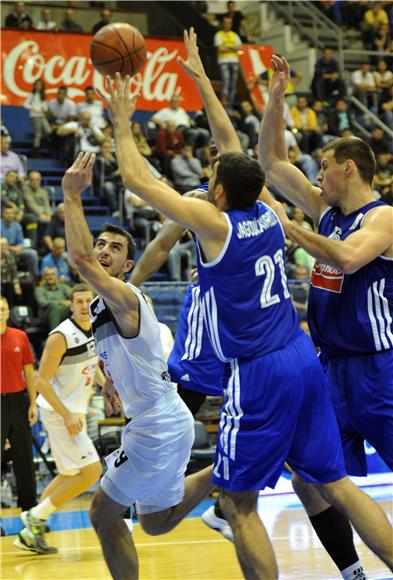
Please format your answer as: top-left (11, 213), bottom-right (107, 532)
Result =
top-left (362, 2), bottom-right (389, 49)
top-left (166, 232), bottom-right (195, 282)
top-left (35, 8), bottom-right (59, 31)
top-left (374, 59), bottom-right (393, 104)
top-left (93, 140), bottom-right (121, 216)
top-left (48, 87), bottom-right (77, 166)
top-left (1, 203), bottom-right (39, 279)
top-left (311, 100), bottom-right (329, 133)
top-left (23, 171), bottom-right (52, 229)
top-left (0, 136), bottom-right (26, 183)
top-left (283, 125), bottom-right (315, 181)
top-left (291, 206), bottom-right (313, 232)
top-left (34, 267), bottom-right (72, 331)
top-left (290, 96), bottom-right (322, 153)
top-left (311, 47), bottom-right (346, 103)
top-left (371, 23), bottom-right (393, 64)
top-left (124, 189), bottom-right (162, 249)
top-left (154, 120), bottom-right (185, 177)
top-left (61, 8), bottom-right (84, 33)
top-left (1, 237), bottom-right (22, 307)
top-left (380, 85), bottom-right (393, 129)
top-left (214, 16), bottom-right (242, 109)
top-left (318, 0), bottom-right (342, 26)
top-left (327, 99), bottom-right (355, 136)
top-left (238, 101), bottom-right (260, 149)
top-left (43, 203), bottom-right (65, 252)
top-left (131, 122), bottom-right (153, 159)
top-left (218, 95), bottom-right (249, 151)
top-left (0, 236), bottom-right (36, 310)
top-left (1, 170), bottom-right (38, 248)
top-left (20, 15), bottom-right (33, 30)
top-left (373, 151), bottom-right (393, 201)
top-left (5, 1), bottom-right (33, 29)
top-left (341, 0), bottom-right (368, 31)
top-left (151, 95), bottom-right (210, 152)
top-left (40, 237), bottom-right (76, 284)
top-left (91, 8), bottom-right (112, 34)
top-left (23, 79), bottom-right (52, 156)
top-left (351, 62), bottom-right (379, 112)
top-left (57, 111), bottom-right (104, 155)
top-left (171, 145), bottom-right (204, 193)
top-left (219, 1), bottom-right (250, 42)
top-left (77, 86), bottom-right (106, 129)
top-left (368, 126), bottom-right (392, 155)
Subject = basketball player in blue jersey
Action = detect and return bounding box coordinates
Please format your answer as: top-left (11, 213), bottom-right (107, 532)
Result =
top-left (96, 37), bottom-right (392, 580)
top-left (129, 31), bottom-right (379, 579)
top-left (260, 53), bottom-right (393, 569)
top-left (61, 154), bottom-right (218, 579)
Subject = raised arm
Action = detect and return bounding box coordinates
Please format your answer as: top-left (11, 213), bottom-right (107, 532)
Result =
top-left (130, 188), bottom-right (207, 286)
top-left (96, 76), bottom-right (227, 249)
top-left (259, 55), bottom-right (326, 223)
top-left (178, 28), bottom-right (242, 154)
top-left (62, 152), bottom-right (139, 315)
top-left (274, 202), bottom-right (393, 274)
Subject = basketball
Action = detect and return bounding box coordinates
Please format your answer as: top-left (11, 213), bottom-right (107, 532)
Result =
top-left (90, 23), bottom-right (147, 77)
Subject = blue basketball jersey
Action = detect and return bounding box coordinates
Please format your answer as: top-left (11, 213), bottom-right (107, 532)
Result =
top-left (168, 284), bottom-right (225, 395)
top-left (196, 201), bottom-right (300, 361)
top-left (308, 201), bottom-right (393, 356)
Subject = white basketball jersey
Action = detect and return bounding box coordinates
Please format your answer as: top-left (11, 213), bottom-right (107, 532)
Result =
top-left (37, 318), bottom-right (98, 413)
top-left (89, 283), bottom-right (176, 418)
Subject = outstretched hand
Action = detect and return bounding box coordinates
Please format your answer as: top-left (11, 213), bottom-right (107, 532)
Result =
top-left (96, 73), bottom-right (140, 124)
top-left (177, 27), bottom-right (206, 80)
top-left (269, 55), bottom-right (290, 99)
top-left (62, 152), bottom-right (96, 198)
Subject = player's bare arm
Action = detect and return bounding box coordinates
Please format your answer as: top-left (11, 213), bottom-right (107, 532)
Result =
top-left (178, 27), bottom-right (242, 154)
top-left (259, 55), bottom-right (326, 223)
top-left (97, 75), bottom-right (228, 259)
top-left (275, 202), bottom-right (393, 274)
top-left (130, 188), bottom-right (207, 286)
top-left (23, 364), bottom-right (38, 426)
top-left (36, 332), bottom-right (84, 435)
top-left (62, 152), bottom-right (139, 325)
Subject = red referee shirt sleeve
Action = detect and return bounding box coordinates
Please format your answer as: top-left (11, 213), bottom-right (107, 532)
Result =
top-left (21, 331), bottom-right (35, 366)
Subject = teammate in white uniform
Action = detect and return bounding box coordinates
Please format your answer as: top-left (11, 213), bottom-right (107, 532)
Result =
top-left (61, 157), bottom-right (215, 579)
top-left (15, 284), bottom-right (102, 555)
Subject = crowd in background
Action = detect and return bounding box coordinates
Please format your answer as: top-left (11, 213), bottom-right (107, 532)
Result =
top-left (1, 0), bottom-right (392, 340)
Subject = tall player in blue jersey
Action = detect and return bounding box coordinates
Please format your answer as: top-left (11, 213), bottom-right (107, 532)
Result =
top-left (96, 31), bottom-right (392, 578)
top-left (260, 52), bottom-right (393, 563)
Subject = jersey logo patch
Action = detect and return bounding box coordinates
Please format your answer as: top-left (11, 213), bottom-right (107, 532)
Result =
top-left (180, 374), bottom-right (190, 382)
top-left (310, 260), bottom-right (344, 293)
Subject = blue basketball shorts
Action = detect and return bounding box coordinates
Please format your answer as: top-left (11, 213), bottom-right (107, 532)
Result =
top-left (323, 348), bottom-right (393, 476)
top-left (212, 333), bottom-right (347, 492)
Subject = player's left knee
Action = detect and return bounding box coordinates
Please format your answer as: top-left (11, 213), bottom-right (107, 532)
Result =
top-left (317, 476), bottom-right (351, 503)
top-left (138, 514), bottom-right (170, 536)
top-left (219, 489), bottom-right (258, 523)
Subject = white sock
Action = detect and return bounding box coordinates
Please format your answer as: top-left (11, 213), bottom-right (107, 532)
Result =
top-left (341, 561), bottom-right (368, 579)
top-left (31, 497), bottom-right (57, 521)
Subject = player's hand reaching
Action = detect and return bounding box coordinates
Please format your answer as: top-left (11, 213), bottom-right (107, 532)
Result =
top-left (96, 73), bottom-right (140, 124)
top-left (62, 152), bottom-right (96, 197)
top-left (178, 27), bottom-right (206, 80)
top-left (269, 55), bottom-right (290, 100)
top-left (64, 412), bottom-right (84, 436)
top-left (102, 376), bottom-right (122, 416)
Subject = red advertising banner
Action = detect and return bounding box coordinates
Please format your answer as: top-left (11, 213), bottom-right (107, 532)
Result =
top-left (239, 44), bottom-right (274, 112)
top-left (0, 30), bottom-right (203, 110)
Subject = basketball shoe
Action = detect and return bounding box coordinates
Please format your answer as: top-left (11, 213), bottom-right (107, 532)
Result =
top-left (201, 505), bottom-right (234, 542)
top-left (13, 510), bottom-right (57, 555)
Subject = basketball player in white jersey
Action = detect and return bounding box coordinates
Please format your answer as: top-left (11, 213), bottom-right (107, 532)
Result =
top-left (15, 284), bottom-right (102, 555)
top-left (61, 157), bottom-right (215, 579)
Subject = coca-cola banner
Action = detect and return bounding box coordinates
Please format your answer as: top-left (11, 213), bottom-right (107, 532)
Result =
top-left (1, 30), bottom-right (203, 110)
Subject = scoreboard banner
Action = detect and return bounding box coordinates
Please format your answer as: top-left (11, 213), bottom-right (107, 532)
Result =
top-left (1, 29), bottom-right (203, 110)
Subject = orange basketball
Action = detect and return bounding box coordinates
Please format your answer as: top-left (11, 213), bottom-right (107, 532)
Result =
top-left (90, 23), bottom-right (147, 77)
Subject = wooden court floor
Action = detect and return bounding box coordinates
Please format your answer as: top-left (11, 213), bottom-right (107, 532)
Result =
top-left (1, 498), bottom-right (392, 579)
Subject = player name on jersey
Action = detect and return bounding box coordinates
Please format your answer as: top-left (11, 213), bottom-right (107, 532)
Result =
top-left (310, 260), bottom-right (344, 294)
top-left (236, 211), bottom-right (277, 239)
